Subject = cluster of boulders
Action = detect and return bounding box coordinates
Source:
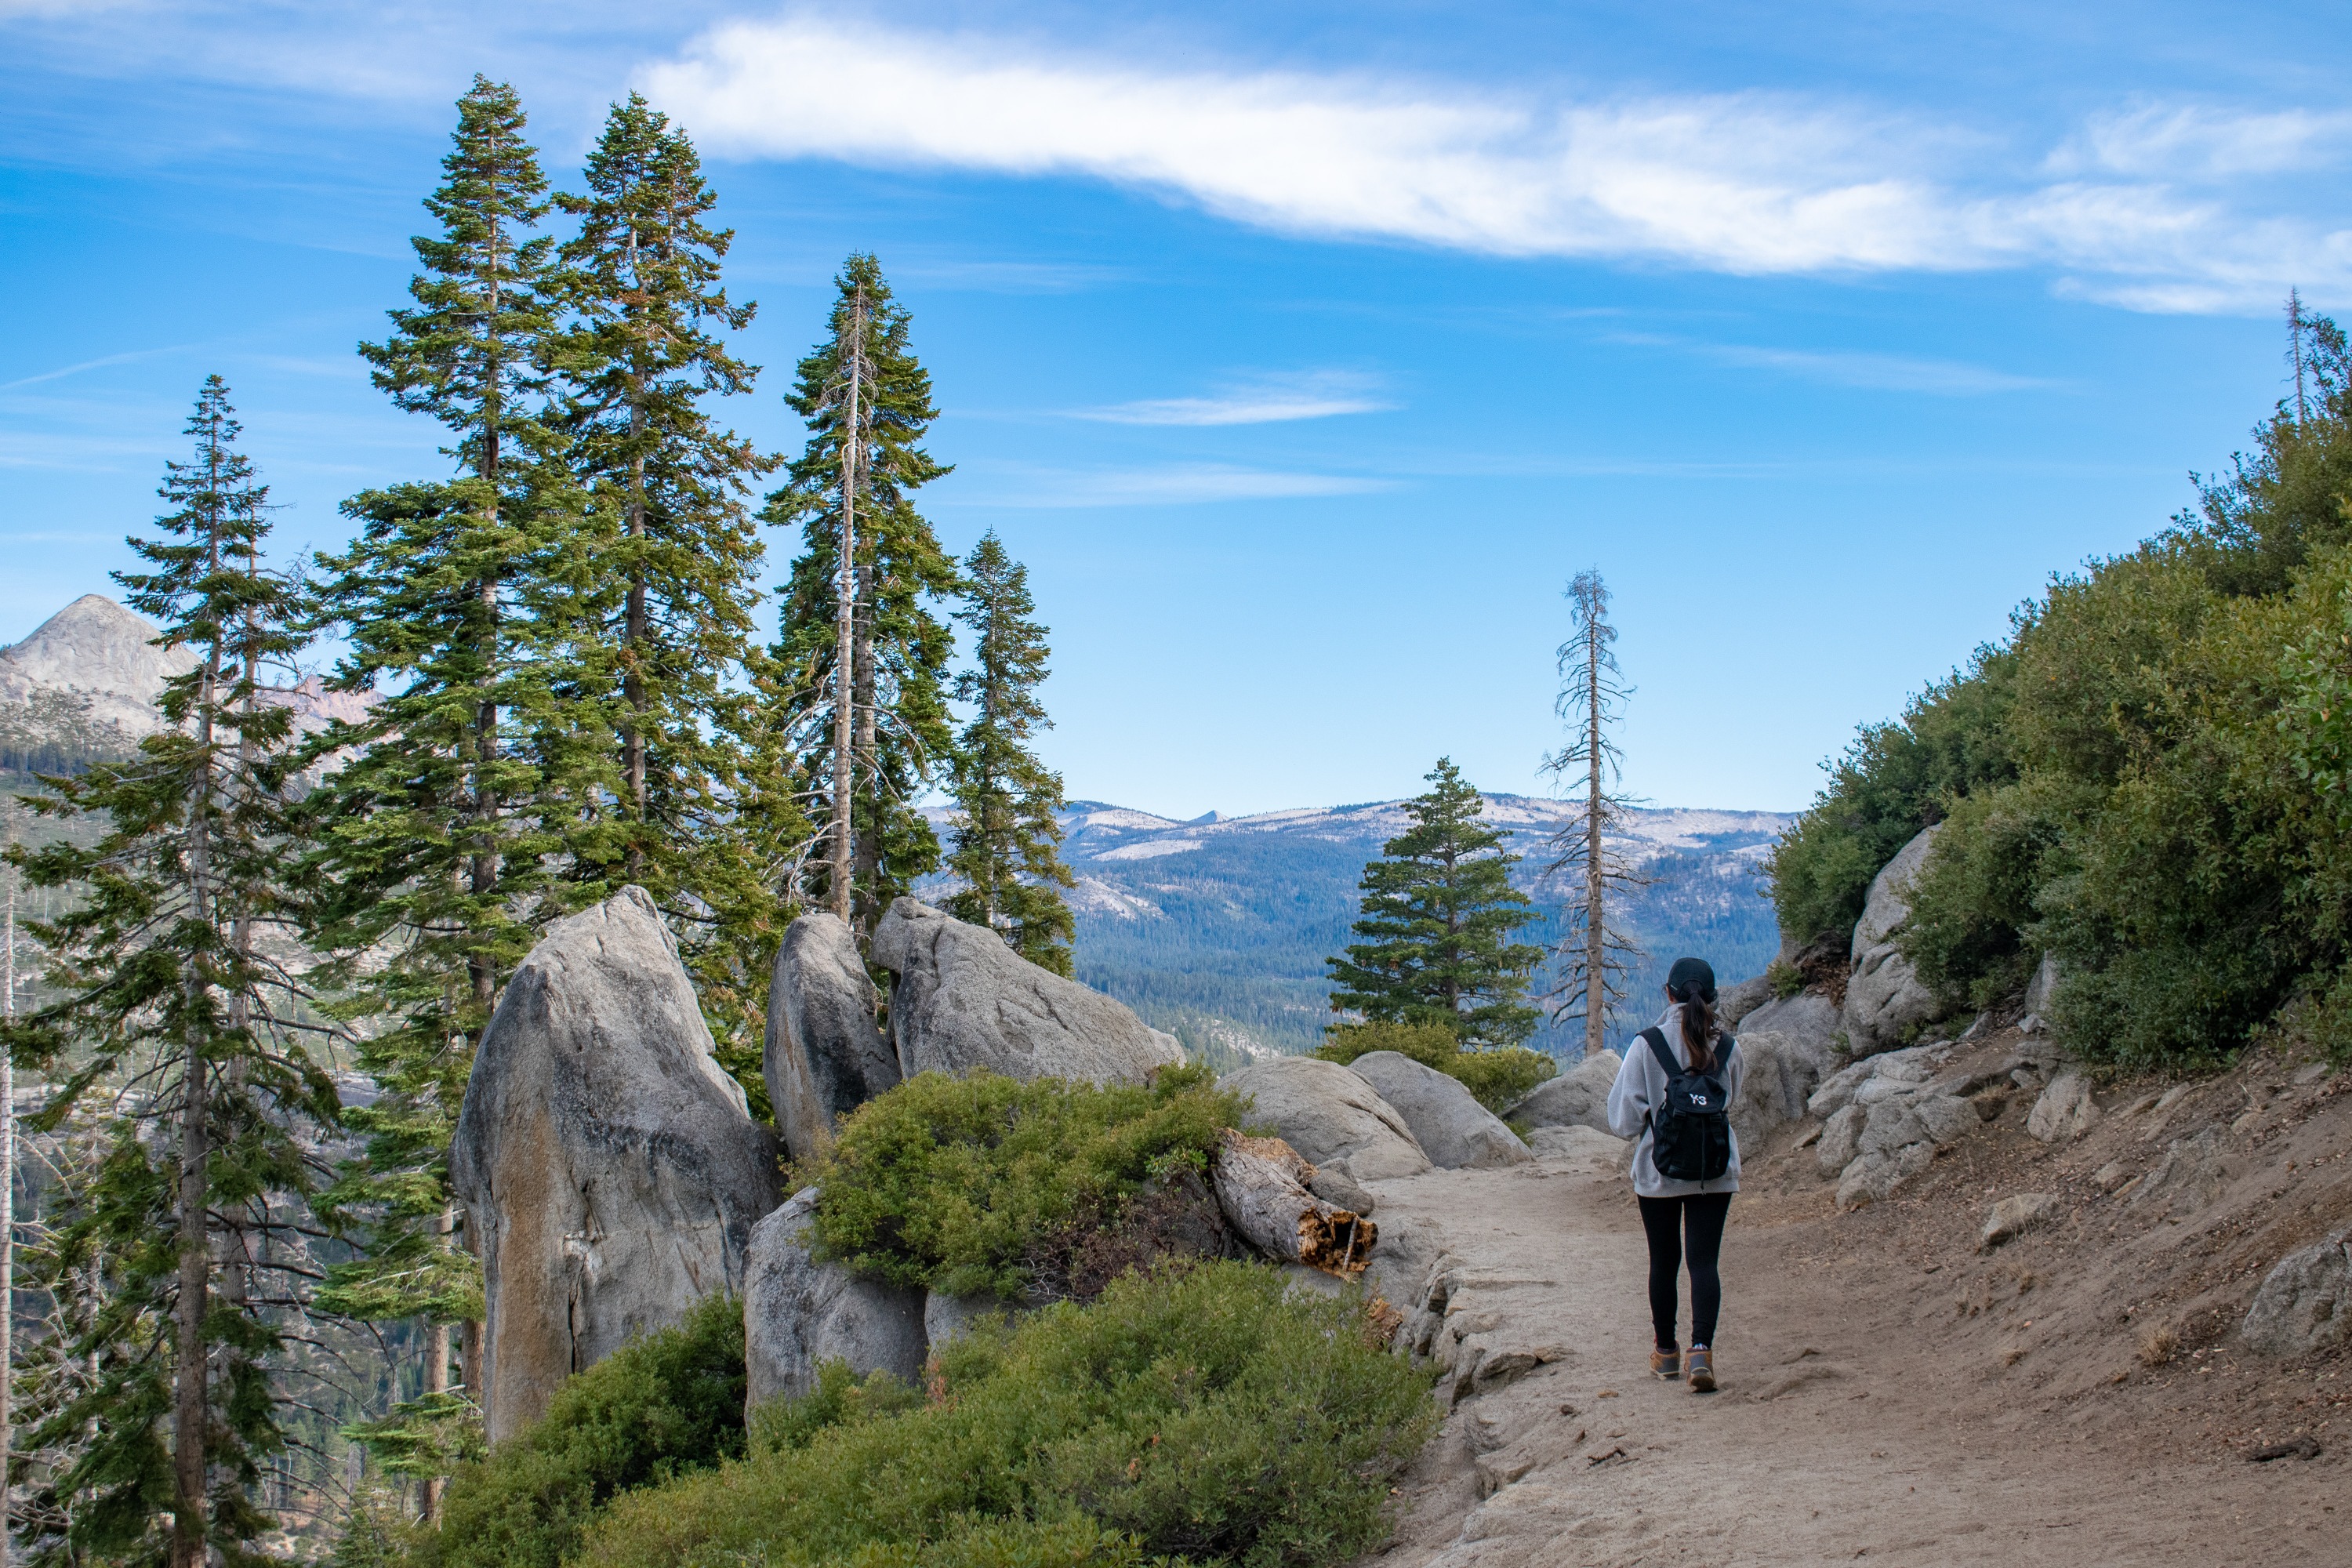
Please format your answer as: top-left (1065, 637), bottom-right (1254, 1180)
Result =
top-left (456, 889), bottom-right (1193, 1439)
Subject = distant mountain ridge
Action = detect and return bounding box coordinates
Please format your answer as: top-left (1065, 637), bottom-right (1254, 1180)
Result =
top-left (0, 595), bottom-right (368, 771)
top-left (924, 794), bottom-right (1795, 1065)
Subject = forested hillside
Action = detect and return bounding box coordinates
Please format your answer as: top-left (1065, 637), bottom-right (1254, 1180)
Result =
top-left (1768, 307), bottom-right (2352, 1069)
top-left (950, 797), bottom-right (1790, 1062)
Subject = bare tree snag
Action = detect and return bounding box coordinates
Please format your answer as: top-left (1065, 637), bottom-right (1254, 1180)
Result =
top-left (1211, 1130), bottom-right (1377, 1276)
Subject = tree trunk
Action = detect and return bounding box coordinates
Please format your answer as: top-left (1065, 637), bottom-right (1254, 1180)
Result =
top-left (1210, 1131), bottom-right (1376, 1276)
top-left (1585, 615), bottom-right (1606, 1062)
top-left (419, 1313), bottom-right (451, 1524)
top-left (829, 289), bottom-right (865, 924)
top-left (851, 558), bottom-right (879, 940)
top-left (623, 413), bottom-right (648, 880)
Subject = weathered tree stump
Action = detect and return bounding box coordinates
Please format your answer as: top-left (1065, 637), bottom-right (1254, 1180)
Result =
top-left (1211, 1128), bottom-right (1377, 1276)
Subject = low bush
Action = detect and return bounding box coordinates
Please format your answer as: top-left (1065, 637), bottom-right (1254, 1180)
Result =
top-left (1314, 1020), bottom-right (1555, 1112)
top-left (808, 1065), bottom-right (1244, 1302)
top-left (412, 1292), bottom-right (748, 1568)
top-left (581, 1260), bottom-right (1438, 1568)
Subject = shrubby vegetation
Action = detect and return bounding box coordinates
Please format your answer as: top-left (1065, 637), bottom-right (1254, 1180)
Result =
top-left (398, 1292), bottom-right (748, 1568)
top-left (581, 1261), bottom-right (1437, 1568)
top-left (1767, 309), bottom-right (2352, 1068)
top-left (806, 1066), bottom-right (1244, 1301)
top-left (1314, 1020), bottom-right (1555, 1112)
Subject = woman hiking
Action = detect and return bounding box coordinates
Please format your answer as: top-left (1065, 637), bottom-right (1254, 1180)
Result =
top-left (1606, 956), bottom-right (1744, 1392)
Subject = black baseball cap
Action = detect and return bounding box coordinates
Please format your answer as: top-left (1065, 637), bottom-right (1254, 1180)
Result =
top-left (1666, 956), bottom-right (1717, 1002)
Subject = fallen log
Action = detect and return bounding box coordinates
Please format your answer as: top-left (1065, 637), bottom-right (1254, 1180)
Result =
top-left (1212, 1129), bottom-right (1377, 1276)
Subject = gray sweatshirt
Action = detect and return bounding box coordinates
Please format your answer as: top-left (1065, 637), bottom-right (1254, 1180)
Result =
top-left (1606, 1005), bottom-right (1744, 1199)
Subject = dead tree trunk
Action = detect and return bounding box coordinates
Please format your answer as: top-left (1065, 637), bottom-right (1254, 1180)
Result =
top-left (1210, 1131), bottom-right (1375, 1276)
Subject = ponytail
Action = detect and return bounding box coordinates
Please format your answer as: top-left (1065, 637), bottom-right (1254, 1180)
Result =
top-left (1673, 989), bottom-right (1718, 1074)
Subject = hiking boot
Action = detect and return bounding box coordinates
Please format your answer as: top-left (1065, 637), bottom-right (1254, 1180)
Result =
top-left (1649, 1348), bottom-right (1681, 1381)
top-left (1686, 1346), bottom-right (1716, 1392)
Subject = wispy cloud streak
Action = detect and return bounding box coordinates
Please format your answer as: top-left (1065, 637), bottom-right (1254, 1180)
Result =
top-left (641, 16), bottom-right (2352, 314)
top-left (1076, 371), bottom-right (1393, 426)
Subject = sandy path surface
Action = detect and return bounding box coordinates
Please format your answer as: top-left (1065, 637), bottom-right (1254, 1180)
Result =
top-left (1357, 1147), bottom-right (2343, 1568)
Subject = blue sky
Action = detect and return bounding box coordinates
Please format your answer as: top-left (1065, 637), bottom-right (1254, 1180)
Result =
top-left (4, 2), bottom-right (2348, 818)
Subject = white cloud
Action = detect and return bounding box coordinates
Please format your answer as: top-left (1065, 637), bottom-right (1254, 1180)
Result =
top-left (2063, 103), bottom-right (2352, 180)
top-left (1609, 333), bottom-right (2055, 394)
top-left (960, 463), bottom-right (1389, 507)
top-left (1076, 371), bottom-right (1393, 426)
top-left (641, 16), bottom-right (2352, 314)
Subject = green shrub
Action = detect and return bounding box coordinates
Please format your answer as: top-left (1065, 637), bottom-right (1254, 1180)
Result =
top-left (808, 1065), bottom-right (1243, 1302)
top-left (1314, 1020), bottom-right (1555, 1112)
top-left (1900, 778), bottom-right (2085, 1012)
top-left (581, 1260), bottom-right (1438, 1568)
top-left (1763, 960), bottom-right (1803, 1000)
top-left (414, 1292), bottom-right (748, 1568)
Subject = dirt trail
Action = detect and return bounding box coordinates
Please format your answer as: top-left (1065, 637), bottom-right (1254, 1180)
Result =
top-left (1358, 1131), bottom-right (2345, 1567)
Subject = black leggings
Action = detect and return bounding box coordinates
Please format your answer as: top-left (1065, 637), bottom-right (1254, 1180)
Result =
top-left (1637, 1192), bottom-right (1732, 1351)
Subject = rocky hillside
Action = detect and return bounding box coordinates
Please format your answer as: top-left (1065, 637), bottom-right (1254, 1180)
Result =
top-left (927, 797), bottom-right (1793, 1062)
top-left (0, 593), bottom-right (370, 774)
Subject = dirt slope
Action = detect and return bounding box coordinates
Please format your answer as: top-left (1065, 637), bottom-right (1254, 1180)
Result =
top-left (1359, 1031), bottom-right (2350, 1567)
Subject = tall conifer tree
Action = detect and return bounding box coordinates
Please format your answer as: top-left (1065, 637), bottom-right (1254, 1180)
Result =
top-left (3, 379), bottom-right (333, 1568)
top-left (768, 256), bottom-right (956, 938)
top-left (945, 532), bottom-right (1075, 974)
top-left (554, 94), bottom-right (793, 1060)
top-left (1327, 758), bottom-right (1544, 1047)
top-left (303, 76), bottom-right (584, 1519)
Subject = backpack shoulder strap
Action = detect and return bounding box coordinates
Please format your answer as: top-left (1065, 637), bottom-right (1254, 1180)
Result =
top-left (1639, 1026), bottom-right (1680, 1080)
top-left (1716, 1033), bottom-right (1736, 1065)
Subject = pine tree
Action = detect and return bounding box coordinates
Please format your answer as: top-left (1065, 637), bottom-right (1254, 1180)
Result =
top-left (303, 76), bottom-right (584, 1520)
top-left (2, 378), bottom-right (336, 1568)
top-left (944, 532), bottom-right (1075, 974)
top-left (1541, 570), bottom-right (1647, 1057)
top-left (767, 256), bottom-right (957, 939)
top-left (1327, 758), bottom-right (1543, 1047)
top-left (554, 93), bottom-right (794, 1066)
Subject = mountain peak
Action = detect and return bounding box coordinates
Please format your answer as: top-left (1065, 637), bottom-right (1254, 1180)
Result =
top-left (0, 593), bottom-right (197, 739)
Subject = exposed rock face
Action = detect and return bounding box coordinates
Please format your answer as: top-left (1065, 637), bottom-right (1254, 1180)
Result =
top-left (0, 593), bottom-right (195, 739)
top-left (1842, 826), bottom-right (1942, 1054)
top-left (1716, 973), bottom-right (1773, 1027)
top-left (1503, 1050), bottom-right (1619, 1134)
top-left (871, 898), bottom-right (1181, 1083)
top-left (2242, 1231), bottom-right (2352, 1358)
top-left (924, 1289), bottom-right (1010, 1348)
top-left (452, 887), bottom-right (783, 1444)
top-left (1735, 993), bottom-right (1846, 1154)
top-left (765, 913), bottom-right (900, 1161)
top-left (2027, 1069), bottom-right (2101, 1143)
top-left (1346, 1052), bottom-right (1530, 1170)
top-left (1221, 1056), bottom-right (1431, 1179)
top-left (1798, 1040), bottom-right (1980, 1209)
top-left (2128, 1129), bottom-right (2233, 1218)
top-left (743, 1189), bottom-right (928, 1414)
top-left (2022, 952), bottom-right (2061, 1016)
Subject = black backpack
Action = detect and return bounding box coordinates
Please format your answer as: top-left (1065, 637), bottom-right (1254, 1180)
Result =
top-left (1639, 1026), bottom-right (1737, 1183)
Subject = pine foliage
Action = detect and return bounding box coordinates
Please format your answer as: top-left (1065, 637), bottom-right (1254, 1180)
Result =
top-left (554, 93), bottom-right (794, 1062)
top-left (2, 379), bottom-right (336, 1566)
top-left (945, 532), bottom-right (1075, 975)
top-left (1327, 759), bottom-right (1543, 1047)
top-left (766, 255), bottom-right (957, 936)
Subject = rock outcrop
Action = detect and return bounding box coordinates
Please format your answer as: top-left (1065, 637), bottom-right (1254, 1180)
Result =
top-left (452, 887), bottom-right (783, 1443)
top-left (1726, 999), bottom-right (1842, 1152)
top-left (1979, 1192), bottom-right (2059, 1250)
top-left (1345, 1052), bottom-right (1530, 1170)
top-left (1503, 1050), bottom-right (1619, 1135)
top-left (1801, 1041), bottom-right (1984, 1209)
top-left (765, 913), bottom-right (901, 1162)
top-left (1221, 1056), bottom-right (1431, 1179)
top-left (2242, 1230), bottom-right (2352, 1358)
top-left (1842, 826), bottom-right (1942, 1054)
top-left (871, 898), bottom-right (1181, 1084)
top-left (743, 1189), bottom-right (928, 1414)
top-left (2026, 1069), bottom-right (2101, 1143)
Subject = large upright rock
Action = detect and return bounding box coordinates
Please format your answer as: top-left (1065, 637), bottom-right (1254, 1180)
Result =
top-left (871, 898), bottom-right (1181, 1083)
top-left (1842, 826), bottom-right (1942, 1054)
top-left (453, 887), bottom-right (782, 1444)
top-left (1504, 1049), bottom-right (1620, 1134)
top-left (1727, 1000), bottom-right (1843, 1152)
top-left (1344, 1052), bottom-right (1530, 1170)
top-left (2242, 1231), bottom-right (2352, 1358)
top-left (765, 913), bottom-right (900, 1162)
top-left (743, 1189), bottom-right (928, 1414)
top-left (1221, 1056), bottom-right (1431, 1179)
